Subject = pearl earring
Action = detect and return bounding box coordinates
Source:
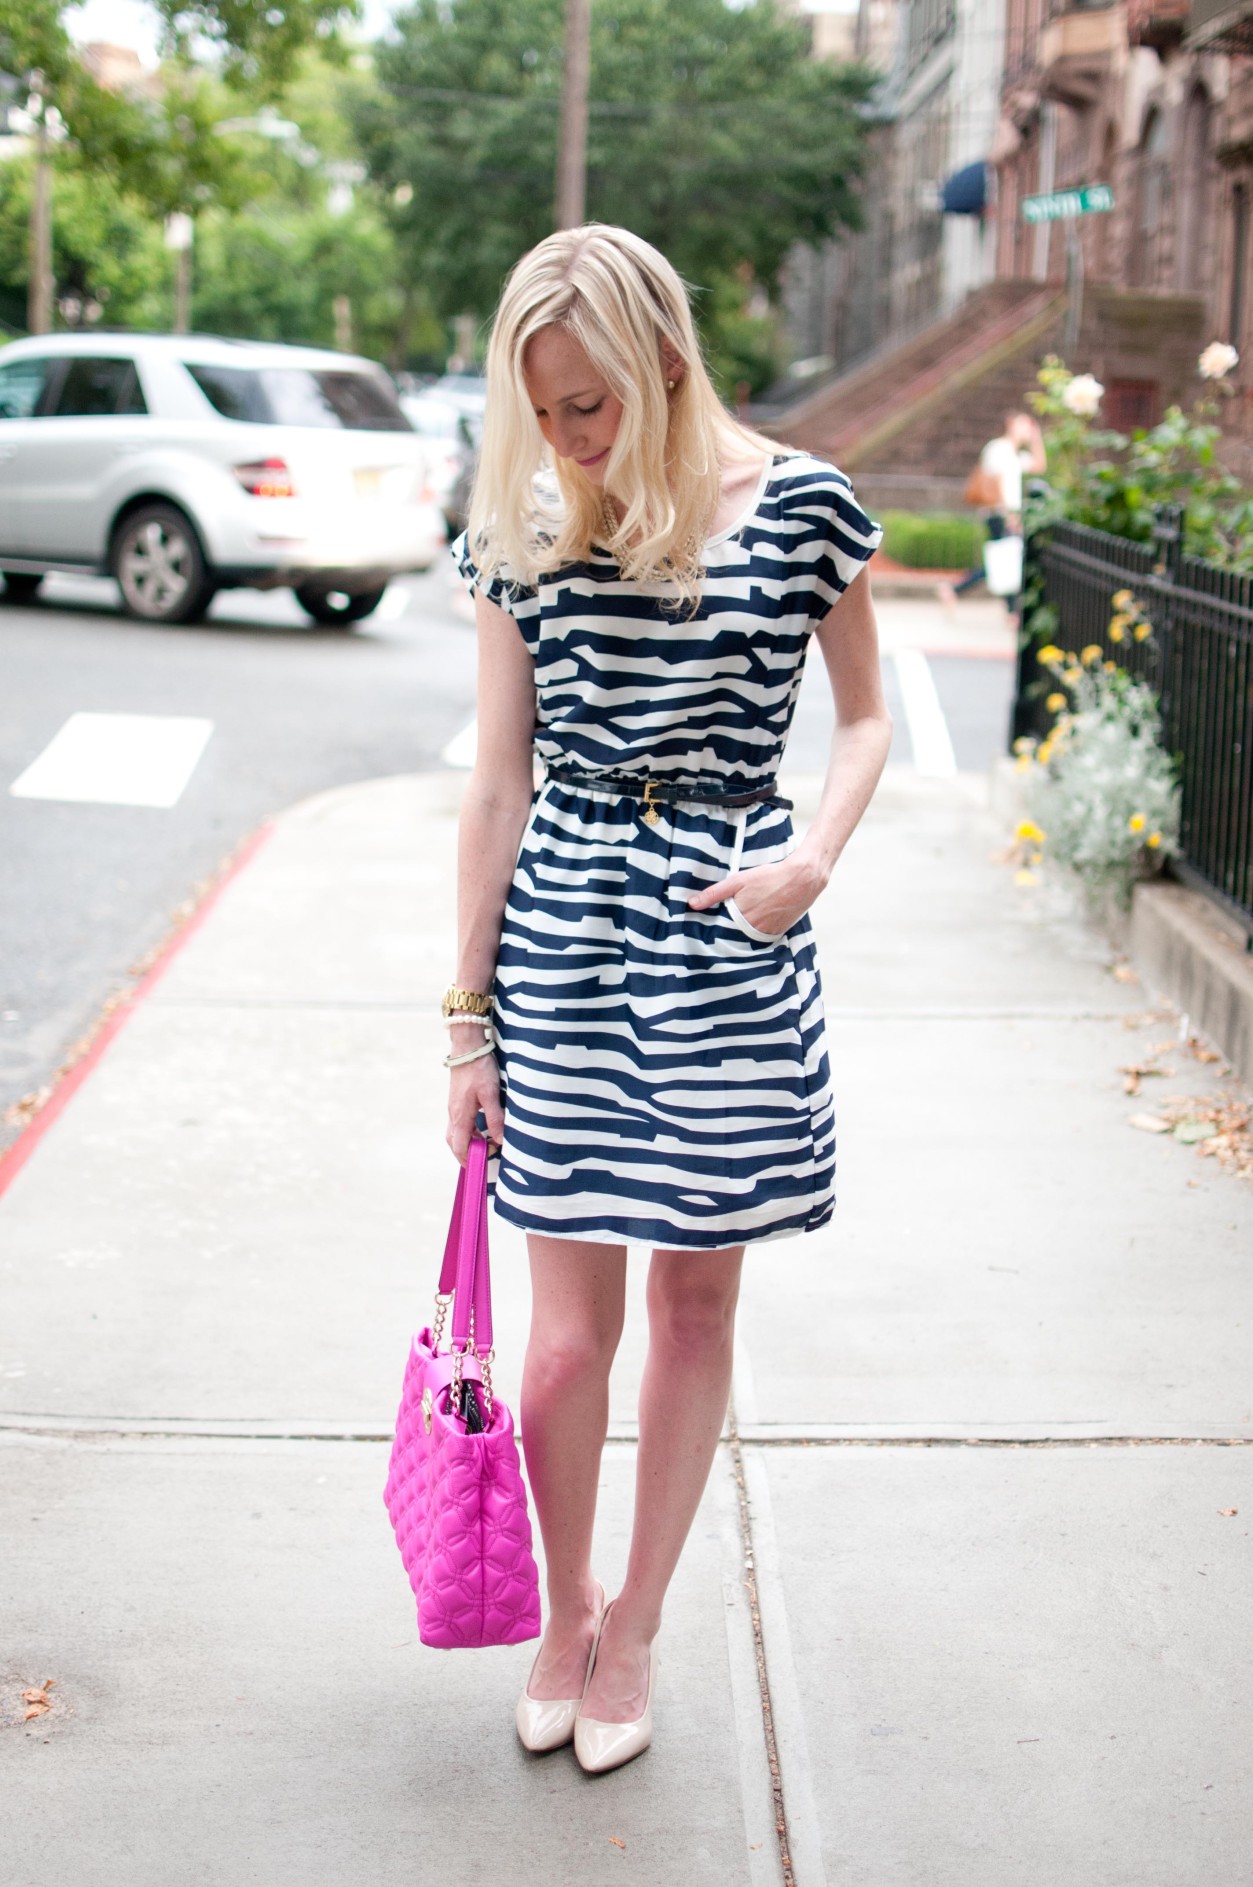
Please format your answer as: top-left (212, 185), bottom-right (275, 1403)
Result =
top-left (667, 378), bottom-right (676, 389)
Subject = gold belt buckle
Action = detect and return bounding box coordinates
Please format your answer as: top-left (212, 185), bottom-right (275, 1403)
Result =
top-left (641, 780), bottom-right (661, 826)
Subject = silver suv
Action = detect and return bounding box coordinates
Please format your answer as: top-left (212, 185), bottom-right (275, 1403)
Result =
top-left (0, 333), bottom-right (446, 625)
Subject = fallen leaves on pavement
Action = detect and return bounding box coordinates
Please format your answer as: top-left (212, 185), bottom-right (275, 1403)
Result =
top-left (1130, 1093), bottom-right (1253, 1178)
top-left (1120, 1062), bottom-right (1174, 1096)
top-left (22, 1679), bottom-right (55, 1721)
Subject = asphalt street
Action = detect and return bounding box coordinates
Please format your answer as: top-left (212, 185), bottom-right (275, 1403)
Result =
top-left (1, 566), bottom-right (1013, 1144)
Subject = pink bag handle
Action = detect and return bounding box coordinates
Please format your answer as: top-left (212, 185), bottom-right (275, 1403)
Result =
top-left (436, 1135), bottom-right (493, 1353)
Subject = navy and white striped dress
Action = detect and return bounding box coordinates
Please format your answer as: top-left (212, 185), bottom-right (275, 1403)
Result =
top-left (451, 451), bottom-right (881, 1250)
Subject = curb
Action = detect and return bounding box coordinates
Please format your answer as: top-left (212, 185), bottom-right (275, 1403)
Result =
top-left (0, 820), bottom-right (275, 1201)
top-left (1130, 882), bottom-right (1253, 1086)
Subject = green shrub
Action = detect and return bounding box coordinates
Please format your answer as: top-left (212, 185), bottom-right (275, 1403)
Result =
top-left (880, 510), bottom-right (984, 569)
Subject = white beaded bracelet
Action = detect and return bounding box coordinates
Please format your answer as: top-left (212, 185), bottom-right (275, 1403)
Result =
top-left (444, 1038), bottom-right (497, 1070)
top-left (443, 1011), bottom-right (490, 1029)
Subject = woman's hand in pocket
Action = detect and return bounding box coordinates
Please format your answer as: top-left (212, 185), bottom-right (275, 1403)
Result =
top-left (688, 853), bottom-right (826, 936)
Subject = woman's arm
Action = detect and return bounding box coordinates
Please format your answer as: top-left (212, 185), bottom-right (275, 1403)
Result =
top-left (446, 588), bottom-right (537, 1163)
top-left (687, 566), bottom-right (892, 933)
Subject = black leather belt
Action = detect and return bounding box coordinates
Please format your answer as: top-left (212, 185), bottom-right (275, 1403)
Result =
top-left (544, 765), bottom-right (791, 826)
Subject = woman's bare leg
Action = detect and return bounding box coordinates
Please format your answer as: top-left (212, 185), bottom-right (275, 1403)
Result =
top-left (581, 1244), bottom-right (744, 1721)
top-left (520, 1234), bottom-right (627, 1700)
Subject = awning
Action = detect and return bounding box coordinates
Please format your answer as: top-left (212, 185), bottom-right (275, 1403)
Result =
top-left (941, 161), bottom-right (989, 216)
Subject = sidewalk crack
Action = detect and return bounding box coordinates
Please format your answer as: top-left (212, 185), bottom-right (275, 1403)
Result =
top-left (727, 1394), bottom-right (797, 1887)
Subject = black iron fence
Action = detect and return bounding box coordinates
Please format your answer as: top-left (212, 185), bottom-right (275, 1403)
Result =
top-left (1012, 505), bottom-right (1253, 934)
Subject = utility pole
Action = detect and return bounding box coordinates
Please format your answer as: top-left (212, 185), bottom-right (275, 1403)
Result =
top-left (555, 0), bottom-right (590, 230)
top-left (27, 71), bottom-right (54, 336)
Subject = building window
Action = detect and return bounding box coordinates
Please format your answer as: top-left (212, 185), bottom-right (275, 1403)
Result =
top-left (906, 0), bottom-right (957, 76)
top-left (1231, 182), bottom-right (1249, 351)
top-left (1177, 88), bottom-right (1213, 296)
top-left (1132, 108), bottom-right (1171, 289)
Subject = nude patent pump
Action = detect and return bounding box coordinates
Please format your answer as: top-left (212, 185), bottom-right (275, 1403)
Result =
top-left (515, 1582), bottom-right (607, 1753)
top-left (573, 1600), bottom-right (659, 1774)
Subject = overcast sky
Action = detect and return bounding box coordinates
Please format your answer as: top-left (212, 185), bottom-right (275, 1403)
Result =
top-left (66, 0), bottom-right (855, 67)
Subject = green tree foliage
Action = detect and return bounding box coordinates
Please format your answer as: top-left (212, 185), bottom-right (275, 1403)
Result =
top-left (192, 202), bottom-right (443, 360)
top-left (0, 0), bottom-right (73, 86)
top-left (0, 160), bottom-right (170, 331)
top-left (151, 0), bottom-right (362, 93)
top-left (358, 0), bottom-right (873, 346)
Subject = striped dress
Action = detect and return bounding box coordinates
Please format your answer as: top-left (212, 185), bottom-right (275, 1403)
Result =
top-left (450, 450), bottom-right (881, 1250)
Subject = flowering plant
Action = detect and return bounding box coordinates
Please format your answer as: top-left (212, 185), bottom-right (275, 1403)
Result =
top-left (1012, 623), bottom-right (1181, 910)
top-left (1025, 349), bottom-right (1253, 570)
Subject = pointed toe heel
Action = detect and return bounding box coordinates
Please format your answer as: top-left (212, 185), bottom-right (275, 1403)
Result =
top-left (515, 1583), bottom-right (607, 1754)
top-left (573, 1634), bottom-right (659, 1775)
top-left (515, 1689), bottom-right (581, 1753)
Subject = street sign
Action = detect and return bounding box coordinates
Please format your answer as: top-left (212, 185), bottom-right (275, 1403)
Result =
top-left (1021, 184), bottom-right (1114, 223)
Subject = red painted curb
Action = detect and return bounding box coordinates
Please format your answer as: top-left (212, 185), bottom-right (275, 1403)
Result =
top-left (0, 819), bottom-right (276, 1202)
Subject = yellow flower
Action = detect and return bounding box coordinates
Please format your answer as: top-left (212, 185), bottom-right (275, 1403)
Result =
top-left (1103, 660), bottom-right (1117, 673)
top-left (1012, 736), bottom-right (1035, 755)
top-left (1147, 831), bottom-right (1163, 849)
top-left (1014, 754), bottom-right (1032, 773)
top-left (1015, 819), bottom-right (1046, 844)
top-left (1111, 589), bottom-right (1134, 611)
top-left (1046, 692), bottom-right (1066, 712)
top-left (1062, 667), bottom-right (1082, 686)
top-left (1080, 645), bottom-right (1103, 666)
top-left (1128, 813), bottom-right (1146, 834)
top-left (1133, 620), bottom-right (1151, 642)
top-left (1014, 868), bottom-right (1038, 886)
top-left (1108, 621), bottom-right (1125, 643)
top-left (1036, 644), bottom-right (1063, 665)
top-left (1037, 740), bottom-right (1054, 765)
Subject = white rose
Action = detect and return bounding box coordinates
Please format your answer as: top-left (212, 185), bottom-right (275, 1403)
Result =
top-left (1061, 374), bottom-right (1104, 417)
top-left (1198, 341), bottom-right (1239, 380)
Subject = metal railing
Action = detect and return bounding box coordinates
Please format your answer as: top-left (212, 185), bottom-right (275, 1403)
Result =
top-left (1012, 506), bottom-right (1253, 934)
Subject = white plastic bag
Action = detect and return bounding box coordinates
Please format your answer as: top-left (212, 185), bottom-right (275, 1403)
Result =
top-left (983, 534), bottom-right (1024, 597)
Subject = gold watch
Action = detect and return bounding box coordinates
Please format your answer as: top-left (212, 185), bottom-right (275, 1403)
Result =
top-left (441, 984), bottom-right (493, 1018)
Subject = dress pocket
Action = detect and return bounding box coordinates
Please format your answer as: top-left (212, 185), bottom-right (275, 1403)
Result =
top-left (721, 803), bottom-right (792, 945)
top-left (723, 896), bottom-right (789, 945)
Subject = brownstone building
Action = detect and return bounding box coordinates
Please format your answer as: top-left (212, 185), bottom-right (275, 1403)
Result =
top-left (992, 0), bottom-right (1253, 464)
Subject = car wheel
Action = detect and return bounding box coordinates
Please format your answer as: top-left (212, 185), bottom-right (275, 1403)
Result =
top-left (111, 503), bottom-right (216, 624)
top-left (2, 572), bottom-right (43, 602)
top-left (295, 582), bottom-right (387, 626)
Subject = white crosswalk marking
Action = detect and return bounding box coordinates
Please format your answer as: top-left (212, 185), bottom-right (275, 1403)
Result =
top-left (441, 718), bottom-right (478, 769)
top-left (892, 647), bottom-right (957, 778)
top-left (377, 585), bottom-right (409, 621)
top-left (10, 712), bottom-right (214, 808)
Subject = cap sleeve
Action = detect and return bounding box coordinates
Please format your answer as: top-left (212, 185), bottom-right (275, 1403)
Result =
top-left (787, 462), bottom-right (883, 630)
top-left (450, 528), bottom-right (541, 651)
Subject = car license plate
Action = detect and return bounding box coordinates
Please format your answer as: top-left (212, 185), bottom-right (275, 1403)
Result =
top-left (354, 465), bottom-right (415, 501)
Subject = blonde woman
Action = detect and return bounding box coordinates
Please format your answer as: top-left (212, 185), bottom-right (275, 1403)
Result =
top-left (446, 224), bottom-right (890, 1775)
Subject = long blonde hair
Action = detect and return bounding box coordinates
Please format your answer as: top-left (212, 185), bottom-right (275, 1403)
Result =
top-left (466, 222), bottom-right (788, 613)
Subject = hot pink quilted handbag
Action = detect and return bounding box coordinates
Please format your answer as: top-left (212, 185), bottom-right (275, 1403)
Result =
top-left (383, 1135), bottom-right (541, 1648)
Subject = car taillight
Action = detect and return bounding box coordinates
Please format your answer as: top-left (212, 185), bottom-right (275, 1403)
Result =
top-left (233, 458), bottom-right (296, 498)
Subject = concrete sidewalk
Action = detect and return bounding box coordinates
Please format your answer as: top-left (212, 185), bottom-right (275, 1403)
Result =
top-left (3, 762), bottom-right (1251, 1887)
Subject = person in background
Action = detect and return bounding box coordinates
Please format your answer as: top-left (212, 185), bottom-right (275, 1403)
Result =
top-left (940, 410), bottom-right (1046, 606)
